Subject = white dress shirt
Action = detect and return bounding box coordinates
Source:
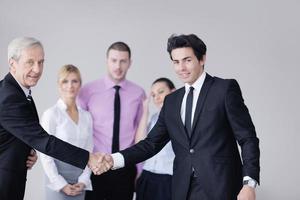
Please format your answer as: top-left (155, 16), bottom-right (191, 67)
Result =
top-left (40, 99), bottom-right (93, 191)
top-left (14, 78), bottom-right (30, 97)
top-left (180, 72), bottom-right (206, 125)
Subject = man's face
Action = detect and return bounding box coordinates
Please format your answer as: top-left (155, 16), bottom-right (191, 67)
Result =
top-left (107, 49), bottom-right (131, 83)
top-left (9, 45), bottom-right (45, 89)
top-left (171, 47), bottom-right (205, 85)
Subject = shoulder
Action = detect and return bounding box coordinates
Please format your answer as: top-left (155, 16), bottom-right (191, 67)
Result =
top-left (210, 76), bottom-right (241, 92)
top-left (42, 104), bottom-right (60, 119)
top-left (0, 79), bottom-right (25, 105)
top-left (125, 80), bottom-right (145, 93)
top-left (166, 87), bottom-right (184, 100)
top-left (80, 78), bottom-right (105, 94)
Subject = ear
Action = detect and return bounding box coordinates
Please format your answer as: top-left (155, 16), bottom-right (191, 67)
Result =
top-left (9, 58), bottom-right (14, 67)
top-left (128, 59), bottom-right (132, 68)
top-left (200, 55), bottom-right (206, 67)
top-left (9, 58), bottom-right (16, 73)
top-left (171, 88), bottom-right (176, 92)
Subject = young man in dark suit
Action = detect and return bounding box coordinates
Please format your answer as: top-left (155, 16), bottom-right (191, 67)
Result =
top-left (103, 34), bottom-right (260, 200)
top-left (0, 37), bottom-right (104, 200)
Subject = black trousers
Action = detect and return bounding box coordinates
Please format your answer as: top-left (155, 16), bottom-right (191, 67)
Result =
top-left (85, 165), bottom-right (136, 200)
top-left (0, 168), bottom-right (26, 200)
top-left (187, 174), bottom-right (210, 200)
top-left (136, 170), bottom-right (172, 200)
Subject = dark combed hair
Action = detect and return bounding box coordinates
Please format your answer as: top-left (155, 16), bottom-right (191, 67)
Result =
top-left (106, 41), bottom-right (131, 58)
top-left (152, 77), bottom-right (175, 90)
top-left (167, 34), bottom-right (207, 61)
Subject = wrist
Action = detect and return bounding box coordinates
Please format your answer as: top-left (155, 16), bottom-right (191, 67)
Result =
top-left (243, 179), bottom-right (257, 189)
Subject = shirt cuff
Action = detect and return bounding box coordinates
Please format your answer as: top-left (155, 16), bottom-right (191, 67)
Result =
top-left (111, 153), bottom-right (125, 169)
top-left (47, 175), bottom-right (68, 192)
top-left (243, 176), bottom-right (258, 183)
top-left (78, 168), bottom-right (93, 191)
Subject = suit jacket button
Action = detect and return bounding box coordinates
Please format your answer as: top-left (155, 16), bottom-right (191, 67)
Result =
top-left (189, 149), bottom-right (194, 154)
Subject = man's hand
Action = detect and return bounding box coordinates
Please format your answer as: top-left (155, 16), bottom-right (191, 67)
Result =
top-left (26, 149), bottom-right (38, 170)
top-left (103, 154), bottom-right (114, 170)
top-left (88, 153), bottom-right (111, 175)
top-left (88, 153), bottom-right (104, 174)
top-left (61, 184), bottom-right (81, 196)
top-left (237, 185), bottom-right (256, 200)
top-left (93, 153), bottom-right (114, 175)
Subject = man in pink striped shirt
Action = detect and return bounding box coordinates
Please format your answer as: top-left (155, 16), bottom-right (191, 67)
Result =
top-left (78, 41), bottom-right (145, 200)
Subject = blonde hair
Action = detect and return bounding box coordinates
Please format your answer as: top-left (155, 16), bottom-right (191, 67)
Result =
top-left (58, 64), bottom-right (82, 85)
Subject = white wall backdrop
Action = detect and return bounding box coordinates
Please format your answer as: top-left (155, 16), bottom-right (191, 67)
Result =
top-left (0, 0), bottom-right (299, 199)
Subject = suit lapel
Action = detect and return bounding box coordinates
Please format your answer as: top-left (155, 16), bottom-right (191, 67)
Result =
top-left (5, 73), bottom-right (39, 121)
top-left (191, 74), bottom-right (214, 136)
top-left (30, 98), bottom-right (39, 122)
top-left (174, 88), bottom-right (190, 143)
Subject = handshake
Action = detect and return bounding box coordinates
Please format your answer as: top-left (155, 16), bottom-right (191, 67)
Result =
top-left (88, 153), bottom-right (114, 175)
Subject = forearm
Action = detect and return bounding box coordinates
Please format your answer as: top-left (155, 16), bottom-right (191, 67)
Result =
top-left (135, 111), bottom-right (149, 143)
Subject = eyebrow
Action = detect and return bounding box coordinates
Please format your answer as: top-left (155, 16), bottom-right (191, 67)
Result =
top-left (173, 56), bottom-right (192, 62)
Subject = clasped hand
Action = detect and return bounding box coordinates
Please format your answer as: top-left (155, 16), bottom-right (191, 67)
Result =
top-left (88, 153), bottom-right (113, 175)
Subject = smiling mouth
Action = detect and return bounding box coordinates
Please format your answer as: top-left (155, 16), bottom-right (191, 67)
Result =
top-left (180, 73), bottom-right (190, 78)
top-left (28, 75), bottom-right (39, 79)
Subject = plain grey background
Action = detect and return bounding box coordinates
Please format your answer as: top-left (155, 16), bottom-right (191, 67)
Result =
top-left (0, 0), bottom-right (299, 199)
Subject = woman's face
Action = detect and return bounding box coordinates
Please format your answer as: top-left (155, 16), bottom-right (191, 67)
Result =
top-left (150, 81), bottom-right (172, 109)
top-left (59, 72), bottom-right (81, 100)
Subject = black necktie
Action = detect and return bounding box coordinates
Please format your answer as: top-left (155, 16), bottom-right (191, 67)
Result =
top-left (27, 89), bottom-right (39, 121)
top-left (185, 87), bottom-right (194, 137)
top-left (112, 85), bottom-right (121, 153)
top-left (27, 89), bottom-right (33, 102)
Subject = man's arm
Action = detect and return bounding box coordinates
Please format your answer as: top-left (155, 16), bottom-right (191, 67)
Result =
top-left (225, 79), bottom-right (260, 181)
top-left (0, 95), bottom-right (93, 170)
top-left (225, 79), bottom-right (260, 200)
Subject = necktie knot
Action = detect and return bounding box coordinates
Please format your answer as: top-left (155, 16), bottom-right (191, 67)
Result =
top-left (114, 85), bottom-right (121, 91)
top-left (189, 86), bottom-right (194, 92)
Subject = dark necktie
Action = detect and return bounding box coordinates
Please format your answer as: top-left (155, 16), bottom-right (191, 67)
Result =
top-left (27, 89), bottom-right (33, 102)
top-left (185, 87), bottom-right (194, 137)
top-left (112, 85), bottom-right (121, 153)
top-left (27, 89), bottom-right (39, 121)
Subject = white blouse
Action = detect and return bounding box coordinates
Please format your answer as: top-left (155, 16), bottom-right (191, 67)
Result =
top-left (143, 112), bottom-right (175, 175)
top-left (40, 99), bottom-right (93, 191)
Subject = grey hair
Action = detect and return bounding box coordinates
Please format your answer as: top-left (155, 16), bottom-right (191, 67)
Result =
top-left (7, 37), bottom-right (43, 62)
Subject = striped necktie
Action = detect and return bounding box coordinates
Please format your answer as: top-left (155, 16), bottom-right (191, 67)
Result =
top-left (27, 89), bottom-right (33, 102)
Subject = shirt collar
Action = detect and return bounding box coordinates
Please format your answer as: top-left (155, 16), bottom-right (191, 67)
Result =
top-left (56, 98), bottom-right (81, 111)
top-left (15, 79), bottom-right (31, 97)
top-left (104, 75), bottom-right (128, 90)
top-left (184, 71), bottom-right (206, 92)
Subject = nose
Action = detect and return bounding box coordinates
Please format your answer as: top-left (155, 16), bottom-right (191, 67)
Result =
top-left (178, 62), bottom-right (187, 71)
top-left (67, 81), bottom-right (73, 88)
top-left (32, 62), bottom-right (42, 73)
top-left (116, 62), bottom-right (122, 69)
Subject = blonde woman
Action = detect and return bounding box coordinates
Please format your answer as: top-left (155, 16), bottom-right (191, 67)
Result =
top-left (40, 65), bottom-right (93, 200)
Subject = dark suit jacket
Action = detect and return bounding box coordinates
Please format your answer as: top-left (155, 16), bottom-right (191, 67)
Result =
top-left (0, 73), bottom-right (89, 200)
top-left (121, 74), bottom-right (260, 200)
